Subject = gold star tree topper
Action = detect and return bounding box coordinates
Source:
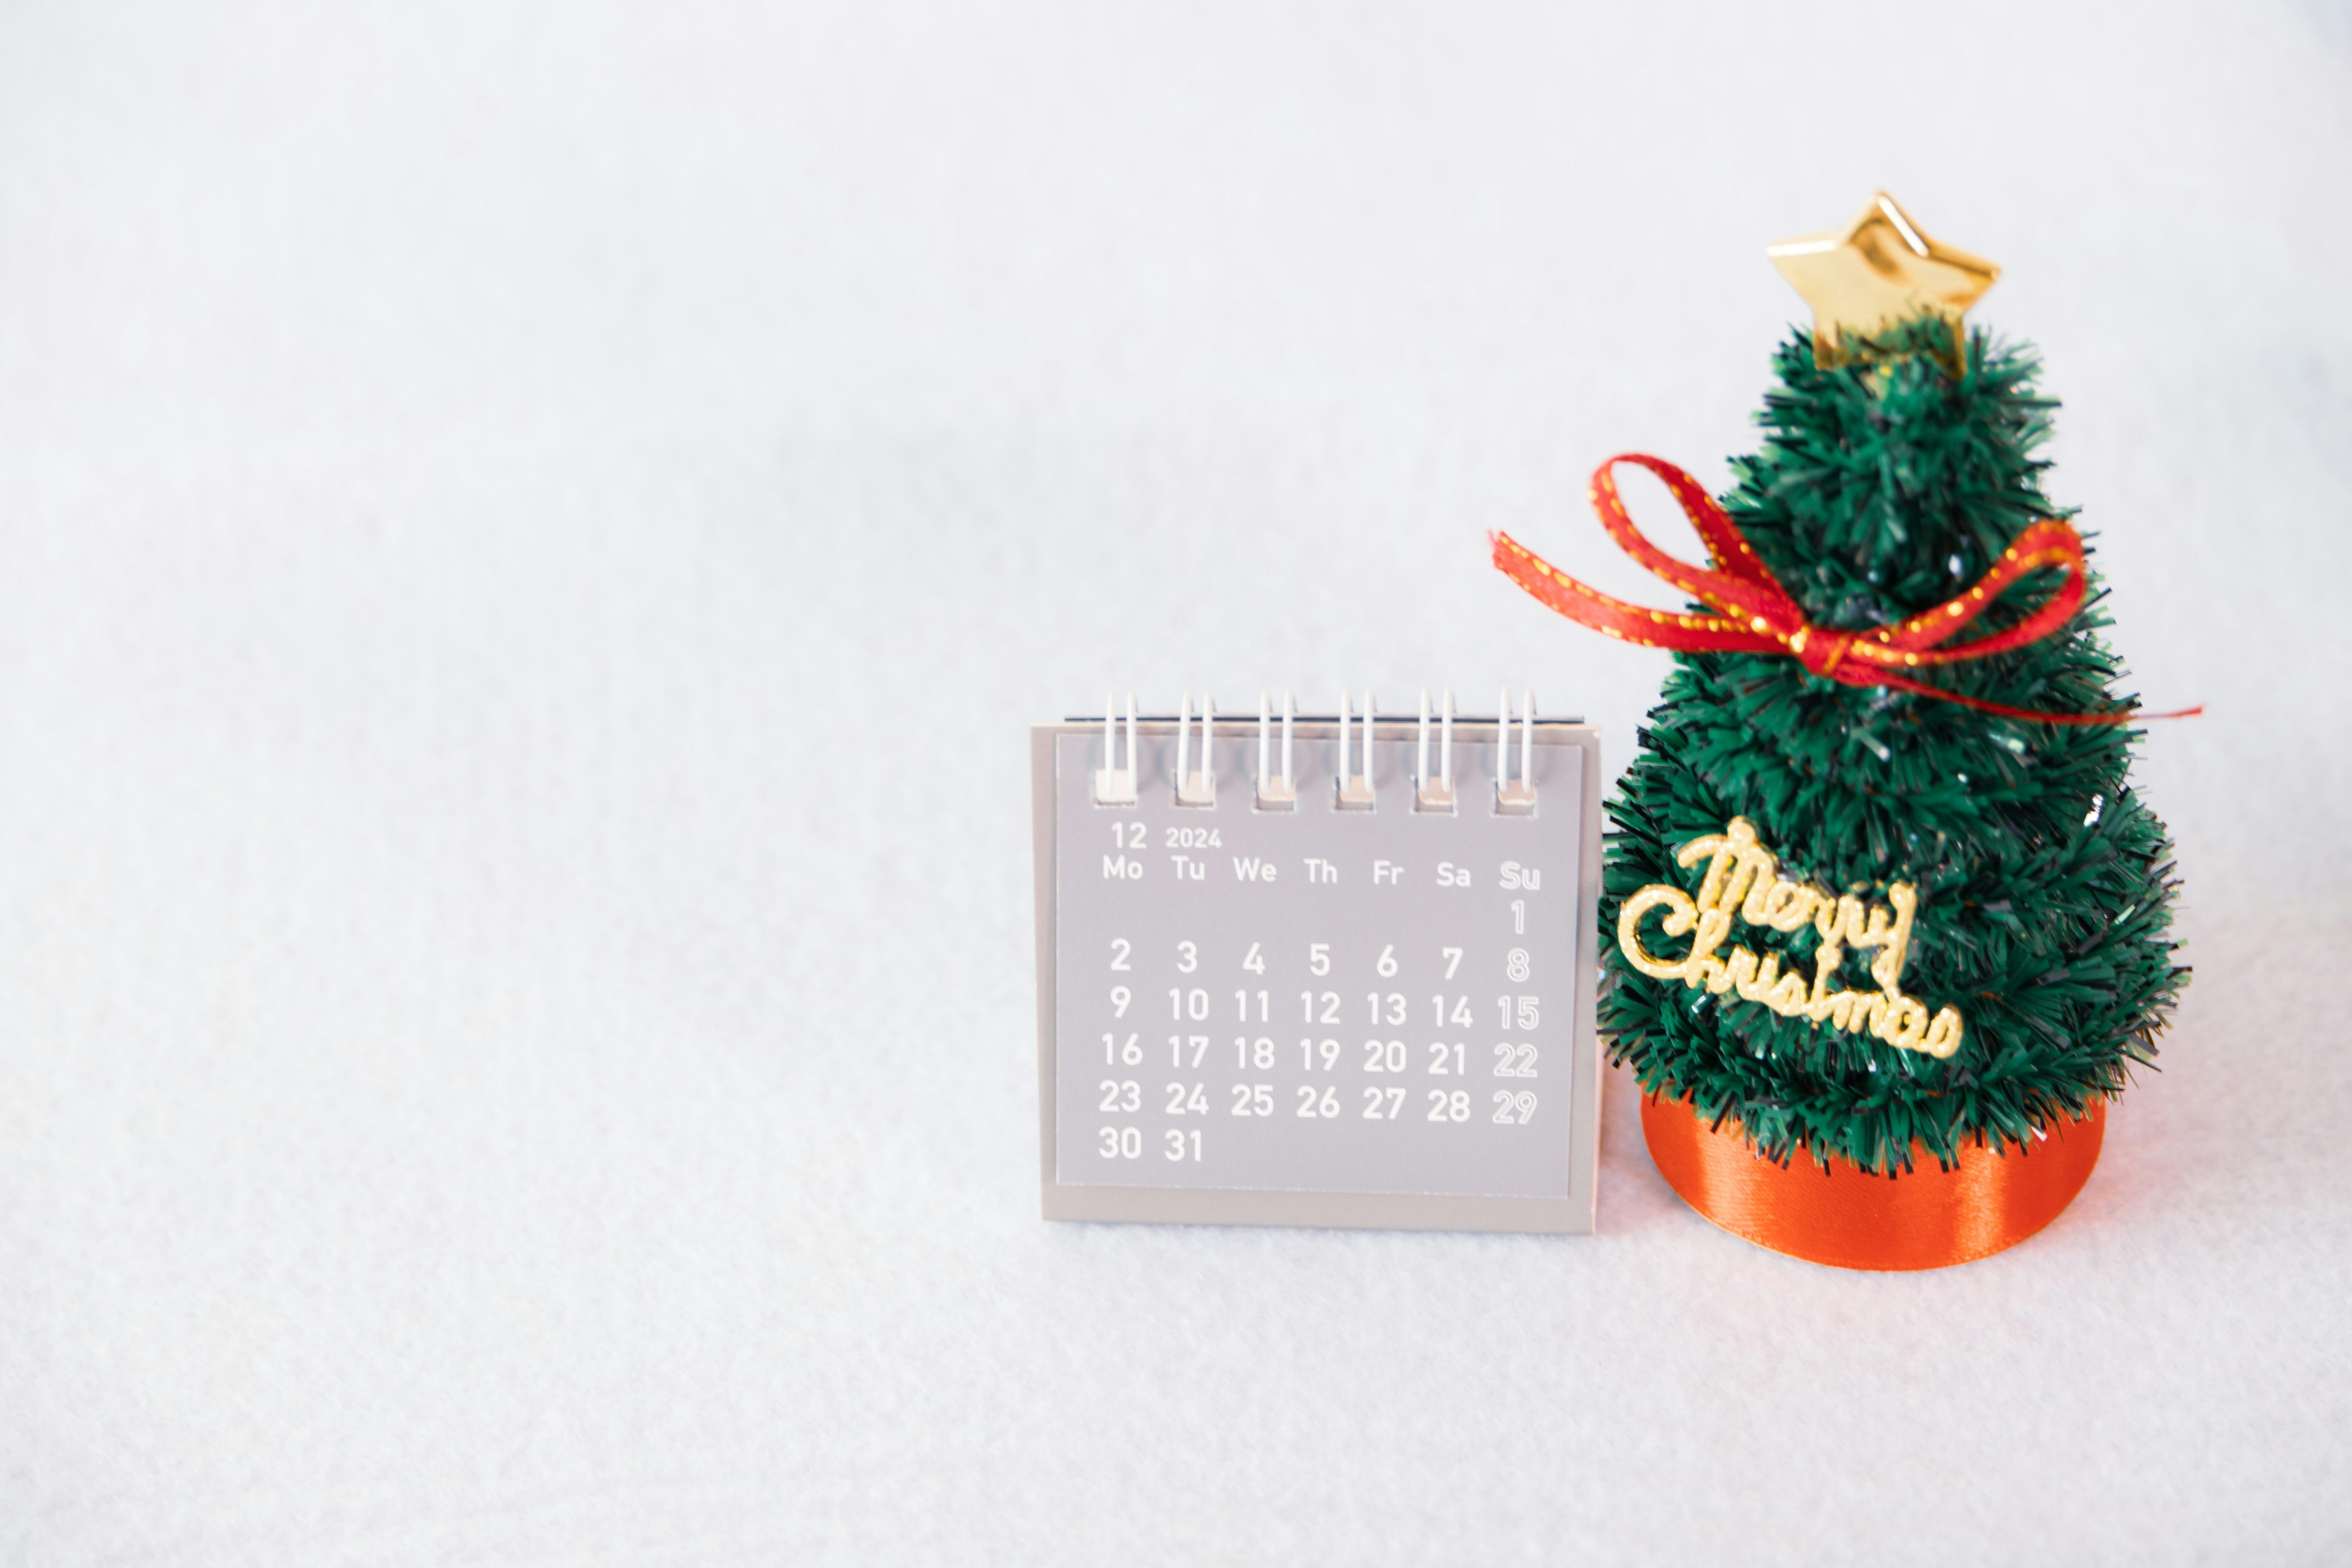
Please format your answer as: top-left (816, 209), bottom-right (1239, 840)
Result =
top-left (1767, 192), bottom-right (1999, 374)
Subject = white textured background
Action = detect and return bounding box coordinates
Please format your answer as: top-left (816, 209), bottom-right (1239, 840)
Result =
top-left (2, 3), bottom-right (2348, 1563)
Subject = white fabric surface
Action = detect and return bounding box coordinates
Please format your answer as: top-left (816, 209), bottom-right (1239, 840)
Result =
top-left (2, 2), bottom-right (2348, 1562)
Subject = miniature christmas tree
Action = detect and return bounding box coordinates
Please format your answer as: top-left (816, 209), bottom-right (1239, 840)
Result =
top-left (1500, 195), bottom-right (2187, 1182)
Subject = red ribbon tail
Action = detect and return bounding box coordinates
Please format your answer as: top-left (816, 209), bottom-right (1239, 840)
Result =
top-left (1871, 670), bottom-right (2203, 726)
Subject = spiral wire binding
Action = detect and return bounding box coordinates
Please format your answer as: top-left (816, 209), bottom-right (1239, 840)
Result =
top-left (1090, 691), bottom-right (1542, 813)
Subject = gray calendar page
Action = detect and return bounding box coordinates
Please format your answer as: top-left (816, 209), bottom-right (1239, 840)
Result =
top-left (1033, 718), bottom-right (1600, 1232)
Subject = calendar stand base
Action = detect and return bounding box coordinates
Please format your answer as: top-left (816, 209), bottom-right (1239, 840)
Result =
top-left (1639, 1093), bottom-right (2105, 1271)
top-left (1041, 1183), bottom-right (1592, 1234)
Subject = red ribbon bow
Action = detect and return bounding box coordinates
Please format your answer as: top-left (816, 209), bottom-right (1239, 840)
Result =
top-left (1492, 454), bottom-right (2197, 726)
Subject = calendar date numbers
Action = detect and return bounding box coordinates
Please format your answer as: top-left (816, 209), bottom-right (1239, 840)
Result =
top-left (1493, 1044), bottom-right (1538, 1078)
top-left (1097, 1126), bottom-right (1205, 1162)
top-left (1089, 919), bottom-right (1559, 1169)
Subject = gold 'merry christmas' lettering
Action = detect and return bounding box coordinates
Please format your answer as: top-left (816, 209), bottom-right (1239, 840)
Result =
top-left (1617, 818), bottom-right (1965, 1058)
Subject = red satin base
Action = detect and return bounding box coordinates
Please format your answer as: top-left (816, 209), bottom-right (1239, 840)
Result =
top-left (1640, 1093), bottom-right (2106, 1271)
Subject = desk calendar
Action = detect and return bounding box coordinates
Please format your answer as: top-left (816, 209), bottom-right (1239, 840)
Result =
top-left (1031, 693), bottom-right (1601, 1234)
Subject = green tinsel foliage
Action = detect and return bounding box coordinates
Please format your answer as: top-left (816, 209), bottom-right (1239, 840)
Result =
top-left (1600, 315), bottom-right (2187, 1176)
